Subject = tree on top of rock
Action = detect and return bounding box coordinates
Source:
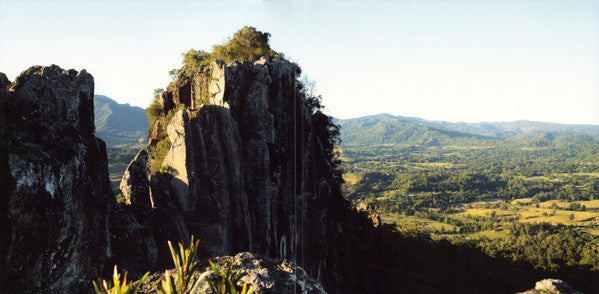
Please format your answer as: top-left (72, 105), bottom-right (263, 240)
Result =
top-left (212, 26), bottom-right (280, 62)
top-left (180, 26), bottom-right (281, 74)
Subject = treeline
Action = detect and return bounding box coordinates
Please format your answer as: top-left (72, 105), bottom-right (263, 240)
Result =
top-left (337, 212), bottom-right (599, 293)
top-left (475, 222), bottom-right (599, 272)
top-left (343, 141), bottom-right (599, 215)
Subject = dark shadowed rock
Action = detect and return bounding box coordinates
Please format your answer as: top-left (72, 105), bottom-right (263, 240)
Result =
top-left (134, 56), bottom-right (346, 288)
top-left (0, 65), bottom-right (113, 292)
top-left (120, 149), bottom-right (150, 207)
top-left (0, 56), bottom-right (359, 293)
top-left (356, 202), bottom-right (382, 227)
top-left (162, 106), bottom-right (251, 257)
top-left (0, 73), bottom-right (10, 89)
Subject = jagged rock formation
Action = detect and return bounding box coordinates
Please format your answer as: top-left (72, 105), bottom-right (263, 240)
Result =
top-left (0, 65), bottom-right (173, 292)
top-left (124, 56), bottom-right (346, 287)
top-left (120, 149), bottom-right (150, 206)
top-left (517, 279), bottom-right (580, 294)
top-left (138, 252), bottom-right (326, 294)
top-left (0, 59), bottom-right (371, 293)
top-left (356, 202), bottom-right (382, 227)
top-left (0, 65), bottom-right (113, 292)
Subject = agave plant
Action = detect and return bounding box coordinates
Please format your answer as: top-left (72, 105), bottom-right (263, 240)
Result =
top-left (205, 260), bottom-right (254, 294)
top-left (156, 236), bottom-right (201, 294)
top-left (92, 265), bottom-right (149, 294)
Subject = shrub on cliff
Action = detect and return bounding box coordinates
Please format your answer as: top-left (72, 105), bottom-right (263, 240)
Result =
top-left (211, 26), bottom-right (279, 63)
top-left (147, 88), bottom-right (165, 127)
top-left (180, 26), bottom-right (281, 75)
top-left (181, 49), bottom-right (212, 75)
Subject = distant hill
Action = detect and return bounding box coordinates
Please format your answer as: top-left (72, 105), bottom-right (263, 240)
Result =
top-left (94, 95), bottom-right (148, 148)
top-left (337, 113), bottom-right (599, 146)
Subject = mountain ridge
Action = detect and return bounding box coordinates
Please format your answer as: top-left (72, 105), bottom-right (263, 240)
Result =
top-left (337, 113), bottom-right (599, 146)
top-left (94, 94), bottom-right (148, 147)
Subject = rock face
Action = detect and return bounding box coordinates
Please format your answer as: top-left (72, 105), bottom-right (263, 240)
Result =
top-left (124, 56), bottom-right (346, 288)
top-left (120, 149), bottom-right (151, 206)
top-left (138, 252), bottom-right (326, 294)
top-left (0, 65), bottom-right (114, 292)
top-left (0, 58), bottom-right (348, 292)
top-left (517, 279), bottom-right (581, 294)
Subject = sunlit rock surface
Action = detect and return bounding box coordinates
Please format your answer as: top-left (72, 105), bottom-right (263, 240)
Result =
top-left (517, 279), bottom-right (581, 294)
top-left (138, 252), bottom-right (326, 294)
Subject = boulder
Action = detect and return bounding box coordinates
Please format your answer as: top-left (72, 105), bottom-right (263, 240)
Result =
top-left (138, 252), bottom-right (326, 294)
top-left (517, 279), bottom-right (581, 294)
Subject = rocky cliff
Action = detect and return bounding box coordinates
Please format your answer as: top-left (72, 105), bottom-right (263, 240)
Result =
top-left (0, 58), bottom-right (348, 292)
top-left (124, 56), bottom-right (346, 286)
top-left (0, 65), bottom-right (192, 292)
top-left (0, 66), bottom-right (114, 292)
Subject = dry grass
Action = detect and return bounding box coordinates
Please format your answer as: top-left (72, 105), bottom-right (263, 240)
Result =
top-left (466, 229), bottom-right (509, 240)
top-left (342, 172), bottom-right (361, 185)
top-left (380, 213), bottom-right (459, 232)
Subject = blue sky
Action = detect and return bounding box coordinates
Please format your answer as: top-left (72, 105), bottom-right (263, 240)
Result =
top-left (1, 0), bottom-right (598, 124)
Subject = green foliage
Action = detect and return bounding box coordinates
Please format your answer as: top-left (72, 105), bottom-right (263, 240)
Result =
top-left (156, 236), bottom-right (200, 294)
top-left (147, 88), bottom-right (165, 128)
top-left (343, 141), bottom-right (599, 215)
top-left (342, 130), bottom-right (599, 285)
top-left (179, 26), bottom-right (281, 76)
top-left (148, 105), bottom-right (186, 173)
top-left (299, 78), bottom-right (343, 186)
top-left (93, 266), bottom-right (149, 294)
top-left (106, 147), bottom-right (140, 196)
top-left (116, 193), bottom-right (126, 204)
top-left (477, 222), bottom-right (599, 271)
top-left (205, 261), bottom-right (254, 294)
top-left (211, 26), bottom-right (279, 63)
top-left (169, 69), bottom-right (178, 80)
top-left (150, 136), bottom-right (171, 174)
top-left (181, 49), bottom-right (211, 75)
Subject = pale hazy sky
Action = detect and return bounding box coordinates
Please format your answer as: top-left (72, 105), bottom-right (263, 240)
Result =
top-left (1, 0), bottom-right (598, 124)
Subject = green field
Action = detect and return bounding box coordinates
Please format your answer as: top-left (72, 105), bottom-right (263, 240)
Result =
top-left (381, 198), bottom-right (599, 239)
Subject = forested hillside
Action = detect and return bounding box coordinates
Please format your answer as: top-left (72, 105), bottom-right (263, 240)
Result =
top-left (339, 114), bottom-right (599, 285)
top-left (94, 94), bottom-right (148, 147)
top-left (337, 113), bottom-right (599, 145)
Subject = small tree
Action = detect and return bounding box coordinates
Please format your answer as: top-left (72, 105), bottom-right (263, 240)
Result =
top-left (147, 88), bottom-right (165, 127)
top-left (181, 49), bottom-right (211, 74)
top-left (212, 26), bottom-right (279, 63)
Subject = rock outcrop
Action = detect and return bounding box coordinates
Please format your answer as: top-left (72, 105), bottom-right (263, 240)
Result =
top-left (0, 65), bottom-right (114, 292)
top-left (123, 56), bottom-right (346, 288)
top-left (120, 149), bottom-right (151, 206)
top-left (0, 58), bottom-right (351, 293)
top-left (517, 279), bottom-right (581, 294)
top-left (356, 202), bottom-right (382, 227)
top-left (0, 65), bottom-right (192, 292)
top-left (138, 252), bottom-right (326, 294)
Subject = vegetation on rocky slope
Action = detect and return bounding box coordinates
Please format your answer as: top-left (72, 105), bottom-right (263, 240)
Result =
top-left (145, 26), bottom-right (283, 172)
top-left (180, 26), bottom-right (281, 75)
